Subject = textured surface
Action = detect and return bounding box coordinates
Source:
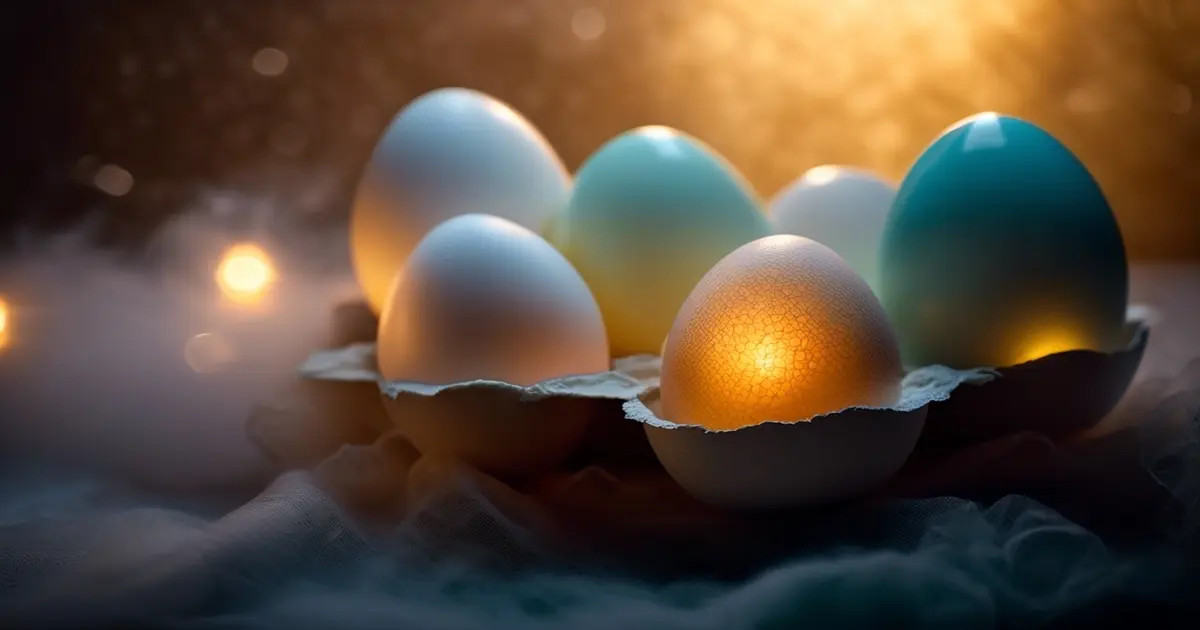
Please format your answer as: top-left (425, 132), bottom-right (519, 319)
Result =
top-left (0, 267), bottom-right (1198, 629)
top-left (661, 235), bottom-right (902, 430)
top-left (559, 126), bottom-right (772, 357)
top-left (880, 113), bottom-right (1130, 370)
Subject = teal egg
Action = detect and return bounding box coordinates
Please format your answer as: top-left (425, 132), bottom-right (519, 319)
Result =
top-left (559, 126), bottom-right (772, 357)
top-left (879, 113), bottom-right (1128, 370)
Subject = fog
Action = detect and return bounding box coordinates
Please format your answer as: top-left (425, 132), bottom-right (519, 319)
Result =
top-left (0, 200), bottom-right (355, 492)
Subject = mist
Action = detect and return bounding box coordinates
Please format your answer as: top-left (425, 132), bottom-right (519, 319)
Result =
top-left (0, 195), bottom-right (356, 492)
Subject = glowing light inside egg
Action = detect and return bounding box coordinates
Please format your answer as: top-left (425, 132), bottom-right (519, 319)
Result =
top-left (661, 235), bottom-right (902, 431)
top-left (216, 243), bottom-right (275, 304)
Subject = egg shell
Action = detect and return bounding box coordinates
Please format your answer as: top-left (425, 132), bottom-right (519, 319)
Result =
top-left (277, 342), bottom-right (658, 477)
top-left (558, 126), bottom-right (773, 357)
top-left (350, 87), bottom-right (571, 314)
top-left (626, 365), bottom-right (991, 510)
top-left (659, 235), bottom-right (903, 430)
top-left (879, 113), bottom-right (1129, 370)
top-left (373, 214), bottom-right (617, 474)
top-left (376, 214), bottom-right (609, 388)
top-left (380, 366), bottom-right (654, 478)
top-left (768, 166), bottom-right (897, 294)
top-left (919, 312), bottom-right (1149, 446)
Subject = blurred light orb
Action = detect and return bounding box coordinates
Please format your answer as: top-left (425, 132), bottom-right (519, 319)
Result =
top-left (660, 235), bottom-right (902, 430)
top-left (571, 8), bottom-right (607, 41)
top-left (216, 243), bottom-right (276, 304)
top-left (184, 332), bottom-right (237, 373)
top-left (0, 297), bottom-right (10, 351)
top-left (251, 47), bottom-right (289, 77)
top-left (93, 164), bottom-right (134, 197)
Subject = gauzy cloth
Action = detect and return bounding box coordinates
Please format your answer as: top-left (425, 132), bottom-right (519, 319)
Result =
top-left (1, 357), bottom-right (1199, 629)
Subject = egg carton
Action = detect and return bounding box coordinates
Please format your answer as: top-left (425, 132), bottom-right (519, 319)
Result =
top-left (244, 302), bottom-right (1191, 577)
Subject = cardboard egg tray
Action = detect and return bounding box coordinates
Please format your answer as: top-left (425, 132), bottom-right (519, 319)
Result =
top-left (243, 301), bottom-right (1195, 576)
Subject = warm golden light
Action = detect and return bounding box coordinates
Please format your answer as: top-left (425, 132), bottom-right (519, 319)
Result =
top-left (660, 236), bottom-right (903, 430)
top-left (216, 243), bottom-right (275, 304)
top-left (0, 297), bottom-right (10, 352)
top-left (1011, 328), bottom-right (1092, 365)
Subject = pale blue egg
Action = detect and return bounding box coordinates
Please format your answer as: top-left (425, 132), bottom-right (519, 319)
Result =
top-left (557, 126), bottom-right (772, 357)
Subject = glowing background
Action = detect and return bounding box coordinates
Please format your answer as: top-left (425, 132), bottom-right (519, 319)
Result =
top-left (7, 0), bottom-right (1200, 261)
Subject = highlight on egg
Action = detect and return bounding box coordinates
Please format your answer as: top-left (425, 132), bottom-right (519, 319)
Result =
top-left (660, 235), bottom-right (902, 430)
top-left (375, 213), bottom-right (611, 475)
top-left (350, 87), bottom-right (571, 314)
top-left (625, 235), bottom-right (980, 509)
top-left (555, 125), bottom-right (773, 358)
top-left (767, 165), bottom-right (897, 294)
top-left (879, 112), bottom-right (1129, 371)
top-left (879, 112), bottom-right (1145, 442)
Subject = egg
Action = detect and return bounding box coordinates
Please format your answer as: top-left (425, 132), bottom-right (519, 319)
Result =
top-left (378, 213), bottom-right (608, 387)
top-left (556, 125), bottom-right (773, 357)
top-left (625, 235), bottom-right (970, 510)
top-left (879, 112), bottom-right (1129, 370)
top-left (660, 235), bottom-right (902, 430)
top-left (767, 165), bottom-right (896, 294)
top-left (350, 87), bottom-right (571, 314)
top-left (374, 213), bottom-right (610, 474)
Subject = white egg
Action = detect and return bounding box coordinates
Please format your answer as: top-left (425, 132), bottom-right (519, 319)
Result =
top-left (377, 214), bottom-right (609, 386)
top-left (351, 88), bottom-right (571, 314)
top-left (768, 166), bottom-right (896, 294)
top-left (375, 213), bottom-right (611, 475)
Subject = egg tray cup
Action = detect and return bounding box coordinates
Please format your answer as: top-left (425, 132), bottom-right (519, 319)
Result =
top-left (246, 338), bottom-right (663, 478)
top-left (246, 344), bottom-right (1181, 580)
top-left (241, 302), bottom-right (1178, 576)
top-left (916, 310), bottom-right (1151, 449)
top-left (623, 364), bottom-right (993, 510)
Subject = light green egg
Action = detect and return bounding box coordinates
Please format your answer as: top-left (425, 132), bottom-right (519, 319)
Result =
top-left (559, 126), bottom-right (772, 357)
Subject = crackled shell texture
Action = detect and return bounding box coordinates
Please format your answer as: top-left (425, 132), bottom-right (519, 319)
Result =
top-left (661, 235), bottom-right (902, 430)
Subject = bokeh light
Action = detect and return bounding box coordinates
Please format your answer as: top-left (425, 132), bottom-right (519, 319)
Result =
top-left (10, 0), bottom-right (1200, 260)
top-left (215, 243), bottom-right (275, 304)
top-left (183, 331), bottom-right (236, 373)
top-left (0, 297), bottom-right (10, 352)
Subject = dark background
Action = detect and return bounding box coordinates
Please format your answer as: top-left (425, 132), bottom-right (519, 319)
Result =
top-left (4, 0), bottom-right (1199, 261)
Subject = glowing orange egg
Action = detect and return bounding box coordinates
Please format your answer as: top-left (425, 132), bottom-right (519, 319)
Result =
top-left (660, 235), bottom-right (903, 430)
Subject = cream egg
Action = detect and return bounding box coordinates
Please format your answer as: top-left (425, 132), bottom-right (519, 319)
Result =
top-left (626, 235), bottom-right (958, 510)
top-left (556, 125), bottom-right (772, 358)
top-left (351, 87), bottom-right (571, 314)
top-left (768, 165), bottom-right (897, 294)
top-left (375, 213), bottom-right (610, 474)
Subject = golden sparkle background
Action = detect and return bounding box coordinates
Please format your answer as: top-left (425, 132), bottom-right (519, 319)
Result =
top-left (7, 0), bottom-right (1200, 260)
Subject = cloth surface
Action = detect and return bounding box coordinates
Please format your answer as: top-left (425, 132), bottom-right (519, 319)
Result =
top-left (2, 267), bottom-right (1200, 629)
